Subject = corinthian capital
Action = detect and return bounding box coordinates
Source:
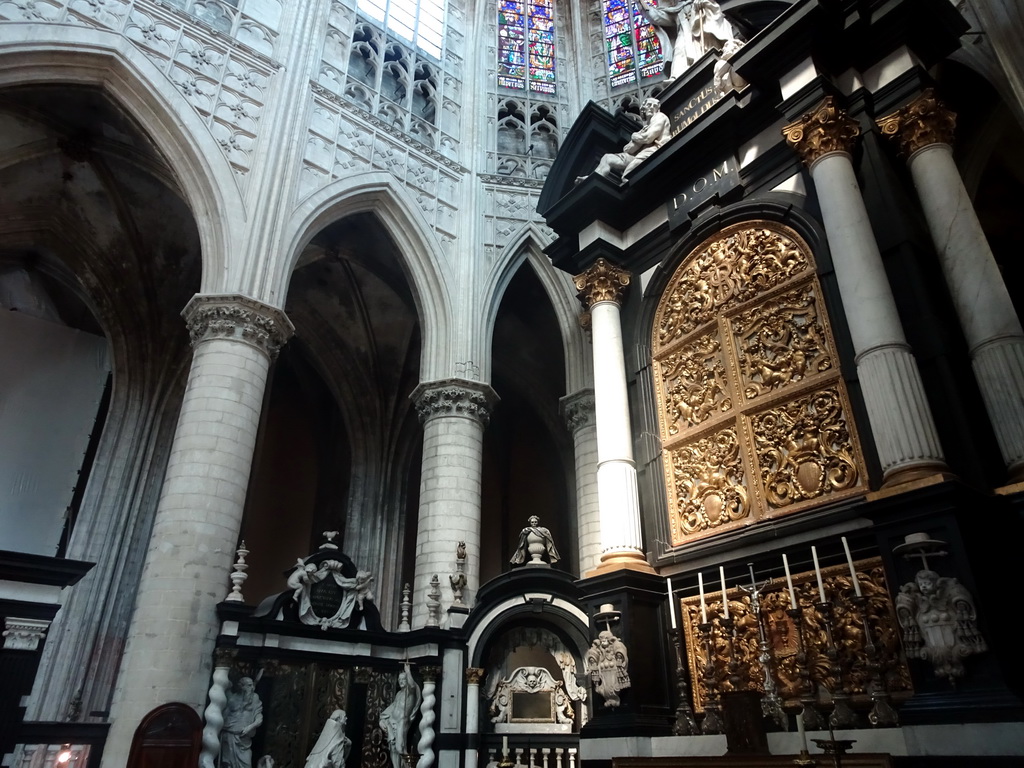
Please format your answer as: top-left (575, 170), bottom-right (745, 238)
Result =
top-left (574, 259), bottom-right (630, 309)
top-left (782, 96), bottom-right (860, 167)
top-left (560, 389), bottom-right (595, 433)
top-left (876, 89), bottom-right (956, 157)
top-left (183, 294), bottom-right (294, 359)
top-left (412, 378), bottom-right (499, 426)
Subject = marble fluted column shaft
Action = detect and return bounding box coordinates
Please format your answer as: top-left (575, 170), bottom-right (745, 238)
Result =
top-left (561, 390), bottom-right (601, 574)
top-left (879, 91), bottom-right (1024, 480)
top-left (574, 260), bottom-right (651, 574)
top-left (411, 379), bottom-right (496, 627)
top-left (101, 295), bottom-right (292, 768)
top-left (784, 98), bottom-right (946, 484)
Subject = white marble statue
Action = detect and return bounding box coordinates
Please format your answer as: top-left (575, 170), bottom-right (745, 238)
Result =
top-left (304, 709), bottom-right (351, 768)
top-left (379, 662), bottom-right (422, 768)
top-left (896, 568), bottom-right (987, 683)
top-left (585, 630), bottom-right (631, 708)
top-left (636, 0), bottom-right (737, 80)
top-left (510, 515), bottom-right (561, 566)
top-left (575, 98), bottom-right (671, 185)
top-left (713, 38), bottom-right (747, 96)
top-left (220, 677), bottom-right (263, 768)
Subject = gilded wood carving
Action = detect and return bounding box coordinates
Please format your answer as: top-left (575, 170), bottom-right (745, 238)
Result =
top-left (679, 559), bottom-right (912, 712)
top-left (652, 222), bottom-right (866, 545)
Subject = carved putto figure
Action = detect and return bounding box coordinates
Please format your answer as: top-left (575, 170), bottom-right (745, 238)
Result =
top-left (379, 662), bottom-right (422, 768)
top-left (896, 568), bottom-right (986, 684)
top-left (220, 676), bottom-right (263, 768)
top-left (304, 709), bottom-right (351, 768)
top-left (585, 629), bottom-right (631, 708)
top-left (636, 0), bottom-right (737, 79)
top-left (510, 515), bottom-right (561, 566)
top-left (575, 98), bottom-right (671, 185)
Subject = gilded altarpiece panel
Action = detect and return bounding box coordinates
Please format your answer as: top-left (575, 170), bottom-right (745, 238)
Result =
top-left (678, 559), bottom-right (912, 712)
top-left (652, 222), bottom-right (867, 545)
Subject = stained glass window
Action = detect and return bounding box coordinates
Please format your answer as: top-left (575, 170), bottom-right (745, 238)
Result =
top-left (358, 0), bottom-right (446, 59)
top-left (498, 0), bottom-right (556, 94)
top-left (604, 0), bottom-right (663, 88)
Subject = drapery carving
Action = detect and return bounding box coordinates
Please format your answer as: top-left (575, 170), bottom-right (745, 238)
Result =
top-left (652, 222), bottom-right (866, 546)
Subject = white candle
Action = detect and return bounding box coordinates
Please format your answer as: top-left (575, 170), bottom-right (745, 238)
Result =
top-left (811, 546), bottom-right (826, 603)
top-left (796, 705), bottom-right (809, 751)
top-left (782, 554), bottom-right (797, 609)
top-left (666, 576), bottom-right (677, 629)
top-left (719, 566), bottom-right (729, 619)
top-left (842, 536), bottom-right (862, 597)
top-left (502, 736), bottom-right (508, 756)
top-left (698, 571), bottom-right (707, 623)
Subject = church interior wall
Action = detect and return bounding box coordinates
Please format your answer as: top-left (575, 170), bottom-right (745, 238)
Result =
top-left (2, 0), bottom-right (1024, 765)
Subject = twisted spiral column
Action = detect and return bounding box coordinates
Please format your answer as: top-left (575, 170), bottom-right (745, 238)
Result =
top-left (417, 666), bottom-right (440, 768)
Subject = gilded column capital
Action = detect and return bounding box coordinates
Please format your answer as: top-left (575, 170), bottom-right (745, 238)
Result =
top-left (782, 96), bottom-right (860, 167)
top-left (876, 88), bottom-right (956, 157)
top-left (574, 258), bottom-right (630, 309)
top-left (183, 294), bottom-right (294, 359)
top-left (465, 667), bottom-right (485, 685)
top-left (560, 388), bottom-right (596, 433)
top-left (411, 378), bottom-right (499, 426)
top-left (420, 665), bottom-right (442, 683)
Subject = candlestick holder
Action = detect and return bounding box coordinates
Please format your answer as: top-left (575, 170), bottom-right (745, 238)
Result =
top-left (698, 620), bottom-right (724, 734)
top-left (792, 750), bottom-right (817, 767)
top-left (815, 600), bottom-right (859, 729)
top-left (741, 577), bottom-right (787, 730)
top-left (851, 594), bottom-right (898, 727)
top-left (670, 628), bottom-right (700, 735)
top-left (787, 606), bottom-right (825, 731)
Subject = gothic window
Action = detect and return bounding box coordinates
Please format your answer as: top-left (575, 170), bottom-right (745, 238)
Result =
top-left (357, 0), bottom-right (446, 59)
top-left (651, 222), bottom-right (867, 547)
top-left (603, 0), bottom-right (664, 88)
top-left (498, 0), bottom-right (557, 94)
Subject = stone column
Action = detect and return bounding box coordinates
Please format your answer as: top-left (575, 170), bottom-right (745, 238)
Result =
top-left (411, 379), bottom-right (497, 627)
top-left (101, 295), bottom-right (292, 768)
top-left (573, 260), bottom-right (652, 574)
top-left (783, 97), bottom-right (947, 485)
top-left (878, 89), bottom-right (1024, 482)
top-left (560, 389), bottom-right (601, 574)
top-left (464, 667), bottom-right (485, 768)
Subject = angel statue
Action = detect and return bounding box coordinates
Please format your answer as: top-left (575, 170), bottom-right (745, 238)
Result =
top-left (896, 568), bottom-right (986, 684)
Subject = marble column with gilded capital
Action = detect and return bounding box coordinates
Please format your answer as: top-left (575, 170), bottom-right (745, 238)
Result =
top-left (464, 667), bottom-right (485, 768)
top-left (410, 379), bottom-right (497, 626)
top-left (574, 260), bottom-right (652, 574)
top-left (560, 389), bottom-right (601, 573)
top-left (878, 90), bottom-right (1024, 481)
top-left (783, 98), bottom-right (947, 485)
top-left (103, 294), bottom-right (293, 767)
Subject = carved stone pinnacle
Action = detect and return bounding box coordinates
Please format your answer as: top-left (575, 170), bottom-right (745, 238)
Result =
top-left (782, 96), bottom-right (860, 167)
top-left (574, 258), bottom-right (630, 309)
top-left (876, 88), bottom-right (956, 158)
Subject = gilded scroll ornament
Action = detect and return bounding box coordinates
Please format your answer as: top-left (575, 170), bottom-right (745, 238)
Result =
top-left (751, 387), bottom-right (859, 508)
top-left (732, 284), bottom-right (831, 399)
top-left (682, 560), bottom-right (911, 712)
top-left (669, 427), bottom-right (750, 541)
top-left (655, 226), bottom-right (808, 349)
top-left (876, 88), bottom-right (956, 157)
top-left (574, 258), bottom-right (630, 308)
top-left (782, 96), bottom-right (860, 167)
top-left (656, 332), bottom-right (731, 435)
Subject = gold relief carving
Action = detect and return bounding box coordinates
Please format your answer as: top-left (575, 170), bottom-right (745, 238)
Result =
top-left (876, 88), bottom-right (957, 157)
top-left (655, 226), bottom-right (808, 349)
top-left (574, 258), bottom-right (630, 309)
top-left (657, 332), bottom-right (731, 436)
top-left (668, 427), bottom-right (750, 544)
top-left (782, 96), bottom-right (860, 167)
top-left (731, 284), bottom-right (832, 399)
top-left (682, 559), bottom-right (912, 710)
top-left (751, 387), bottom-right (860, 508)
